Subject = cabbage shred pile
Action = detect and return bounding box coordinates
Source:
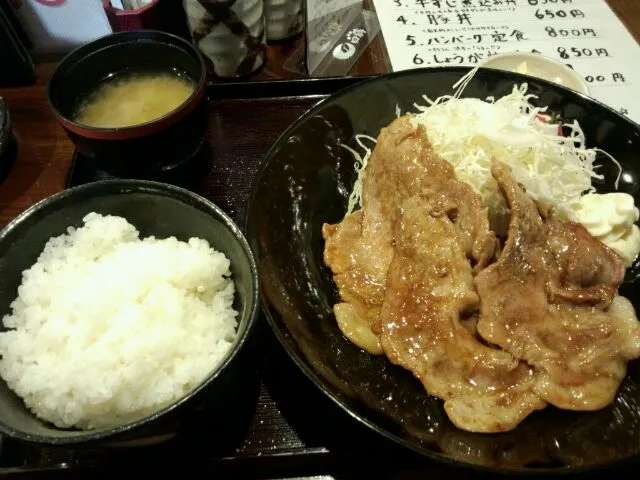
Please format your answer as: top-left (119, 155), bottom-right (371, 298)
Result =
top-left (343, 69), bottom-right (619, 235)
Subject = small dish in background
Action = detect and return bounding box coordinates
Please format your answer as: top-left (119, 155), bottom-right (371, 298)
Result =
top-left (479, 51), bottom-right (590, 96)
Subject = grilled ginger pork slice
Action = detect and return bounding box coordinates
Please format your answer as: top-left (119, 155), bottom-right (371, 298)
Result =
top-left (476, 161), bottom-right (640, 411)
top-left (323, 116), bottom-right (496, 354)
top-left (379, 196), bottom-right (545, 433)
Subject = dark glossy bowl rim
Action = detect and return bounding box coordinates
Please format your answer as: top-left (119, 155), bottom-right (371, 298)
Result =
top-left (0, 179), bottom-right (260, 445)
top-left (246, 66), bottom-right (640, 475)
top-left (46, 30), bottom-right (208, 141)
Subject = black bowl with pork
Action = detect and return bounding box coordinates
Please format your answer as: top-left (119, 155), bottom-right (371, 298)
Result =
top-left (246, 66), bottom-right (640, 474)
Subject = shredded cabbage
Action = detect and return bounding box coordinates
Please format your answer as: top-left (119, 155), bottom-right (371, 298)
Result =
top-left (344, 134), bottom-right (376, 216)
top-left (342, 68), bottom-right (621, 235)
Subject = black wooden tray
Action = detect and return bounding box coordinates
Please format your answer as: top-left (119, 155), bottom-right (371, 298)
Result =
top-left (0, 76), bottom-right (635, 480)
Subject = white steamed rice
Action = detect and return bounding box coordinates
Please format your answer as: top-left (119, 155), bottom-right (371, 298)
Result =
top-left (0, 212), bottom-right (238, 430)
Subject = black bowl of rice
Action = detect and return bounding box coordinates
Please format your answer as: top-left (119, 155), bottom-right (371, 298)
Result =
top-left (0, 180), bottom-right (259, 445)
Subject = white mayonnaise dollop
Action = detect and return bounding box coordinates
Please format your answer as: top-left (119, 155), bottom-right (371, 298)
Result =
top-left (569, 193), bottom-right (640, 266)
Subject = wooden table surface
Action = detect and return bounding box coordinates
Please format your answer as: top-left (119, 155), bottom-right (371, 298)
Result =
top-left (0, 0), bottom-right (639, 476)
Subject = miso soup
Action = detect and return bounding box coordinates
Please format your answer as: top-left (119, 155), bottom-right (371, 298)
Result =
top-left (73, 70), bottom-right (196, 129)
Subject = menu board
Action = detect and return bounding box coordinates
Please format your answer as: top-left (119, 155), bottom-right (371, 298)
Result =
top-left (372, 0), bottom-right (640, 123)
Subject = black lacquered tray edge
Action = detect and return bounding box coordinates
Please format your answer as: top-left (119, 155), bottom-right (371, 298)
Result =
top-left (206, 75), bottom-right (376, 100)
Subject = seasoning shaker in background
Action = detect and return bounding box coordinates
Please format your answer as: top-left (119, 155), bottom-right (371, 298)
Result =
top-left (264, 0), bottom-right (303, 41)
top-left (183, 0), bottom-right (266, 78)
